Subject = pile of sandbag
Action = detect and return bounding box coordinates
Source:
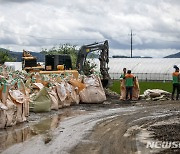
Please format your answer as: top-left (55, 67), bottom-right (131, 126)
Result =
top-left (0, 65), bottom-right (107, 128)
top-left (0, 77), bottom-right (29, 129)
top-left (28, 73), bottom-right (106, 112)
top-left (29, 81), bottom-right (80, 112)
top-left (27, 73), bottom-right (81, 112)
top-left (139, 89), bottom-right (171, 101)
top-left (120, 77), bottom-right (140, 100)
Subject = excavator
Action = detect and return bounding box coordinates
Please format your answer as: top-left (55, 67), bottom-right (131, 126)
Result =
top-left (76, 40), bottom-right (110, 87)
top-left (22, 40), bottom-right (111, 87)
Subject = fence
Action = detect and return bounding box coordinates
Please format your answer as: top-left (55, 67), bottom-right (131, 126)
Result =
top-left (109, 73), bottom-right (172, 81)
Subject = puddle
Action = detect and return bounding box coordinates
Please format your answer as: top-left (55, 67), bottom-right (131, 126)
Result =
top-left (0, 109), bottom-right (88, 153)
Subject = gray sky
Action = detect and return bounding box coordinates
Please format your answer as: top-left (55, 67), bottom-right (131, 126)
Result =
top-left (0, 0), bottom-right (180, 57)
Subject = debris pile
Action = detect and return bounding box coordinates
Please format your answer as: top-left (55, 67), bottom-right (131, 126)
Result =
top-left (0, 66), bottom-right (106, 128)
top-left (139, 89), bottom-right (171, 101)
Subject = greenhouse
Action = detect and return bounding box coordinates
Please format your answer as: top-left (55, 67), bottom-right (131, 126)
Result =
top-left (92, 58), bottom-right (180, 81)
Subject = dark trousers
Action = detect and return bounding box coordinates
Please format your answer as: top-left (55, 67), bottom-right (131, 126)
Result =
top-left (126, 86), bottom-right (133, 100)
top-left (172, 83), bottom-right (180, 100)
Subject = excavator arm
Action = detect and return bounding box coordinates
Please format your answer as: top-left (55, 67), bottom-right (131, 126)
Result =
top-left (76, 40), bottom-right (110, 87)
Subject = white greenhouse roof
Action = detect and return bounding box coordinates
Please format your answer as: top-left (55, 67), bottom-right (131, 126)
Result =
top-left (92, 58), bottom-right (180, 74)
top-left (91, 58), bottom-right (180, 80)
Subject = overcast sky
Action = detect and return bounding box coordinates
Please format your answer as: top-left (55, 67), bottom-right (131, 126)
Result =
top-left (0, 0), bottom-right (180, 57)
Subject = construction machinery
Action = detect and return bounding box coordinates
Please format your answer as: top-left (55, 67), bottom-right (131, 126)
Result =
top-left (76, 40), bottom-right (110, 87)
top-left (22, 50), bottom-right (44, 72)
top-left (22, 40), bottom-right (110, 86)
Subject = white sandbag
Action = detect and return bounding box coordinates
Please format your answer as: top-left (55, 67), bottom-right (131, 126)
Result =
top-left (24, 94), bottom-right (29, 117)
top-left (32, 83), bottom-right (44, 90)
top-left (56, 82), bottom-right (67, 102)
top-left (17, 79), bottom-right (26, 95)
top-left (1, 83), bottom-right (10, 104)
top-left (70, 86), bottom-right (80, 105)
top-left (79, 86), bottom-right (106, 103)
top-left (48, 87), bottom-right (59, 110)
top-left (64, 83), bottom-right (74, 106)
top-left (132, 77), bottom-right (140, 100)
top-left (120, 79), bottom-right (126, 100)
top-left (9, 90), bottom-right (25, 104)
top-left (17, 80), bottom-right (30, 117)
top-left (0, 102), bottom-right (7, 129)
top-left (144, 89), bottom-right (170, 96)
top-left (83, 75), bottom-right (100, 87)
top-left (16, 103), bottom-right (26, 123)
top-left (5, 98), bottom-right (17, 127)
top-left (142, 89), bottom-right (171, 101)
top-left (0, 101), bottom-right (8, 110)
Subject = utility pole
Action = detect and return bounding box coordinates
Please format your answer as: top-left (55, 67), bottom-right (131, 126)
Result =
top-left (129, 30), bottom-right (135, 58)
top-left (131, 30), bottom-right (133, 58)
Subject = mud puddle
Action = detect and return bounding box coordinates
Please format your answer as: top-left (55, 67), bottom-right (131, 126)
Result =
top-left (0, 108), bottom-right (88, 153)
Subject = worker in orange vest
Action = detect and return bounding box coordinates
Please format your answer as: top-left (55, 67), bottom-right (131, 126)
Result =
top-left (124, 70), bottom-right (135, 100)
top-left (172, 65), bottom-right (180, 100)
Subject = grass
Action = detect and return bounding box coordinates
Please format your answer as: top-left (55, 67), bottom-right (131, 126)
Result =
top-left (109, 80), bottom-right (172, 94)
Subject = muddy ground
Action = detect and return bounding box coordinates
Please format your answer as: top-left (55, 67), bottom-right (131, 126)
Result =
top-left (1, 95), bottom-right (180, 154)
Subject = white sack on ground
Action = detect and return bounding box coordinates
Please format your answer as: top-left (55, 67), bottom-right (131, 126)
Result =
top-left (140, 89), bottom-right (171, 101)
top-left (79, 86), bottom-right (106, 103)
top-left (48, 87), bottom-right (59, 110)
top-left (79, 75), bottom-right (106, 103)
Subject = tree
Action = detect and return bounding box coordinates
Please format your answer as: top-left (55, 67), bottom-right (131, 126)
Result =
top-left (0, 49), bottom-right (15, 64)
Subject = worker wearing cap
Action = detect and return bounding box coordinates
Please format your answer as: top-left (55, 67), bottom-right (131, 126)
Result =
top-left (172, 65), bottom-right (180, 100)
top-left (124, 70), bottom-right (135, 100)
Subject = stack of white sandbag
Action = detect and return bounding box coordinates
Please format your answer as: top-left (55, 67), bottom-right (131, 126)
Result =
top-left (29, 76), bottom-right (80, 112)
top-left (0, 65), bottom-right (107, 128)
top-left (0, 78), bottom-right (29, 129)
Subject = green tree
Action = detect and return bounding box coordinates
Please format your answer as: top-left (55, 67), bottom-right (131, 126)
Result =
top-left (0, 49), bottom-right (15, 64)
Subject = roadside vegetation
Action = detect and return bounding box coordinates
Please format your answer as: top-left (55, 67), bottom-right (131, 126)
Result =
top-left (110, 80), bottom-right (172, 94)
top-left (0, 49), bottom-right (15, 64)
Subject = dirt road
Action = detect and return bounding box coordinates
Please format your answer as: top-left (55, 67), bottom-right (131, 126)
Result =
top-left (1, 99), bottom-right (180, 154)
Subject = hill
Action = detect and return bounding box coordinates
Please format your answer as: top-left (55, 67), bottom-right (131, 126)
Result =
top-left (9, 51), bottom-right (45, 62)
top-left (0, 48), bottom-right (45, 62)
top-left (164, 52), bottom-right (180, 58)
